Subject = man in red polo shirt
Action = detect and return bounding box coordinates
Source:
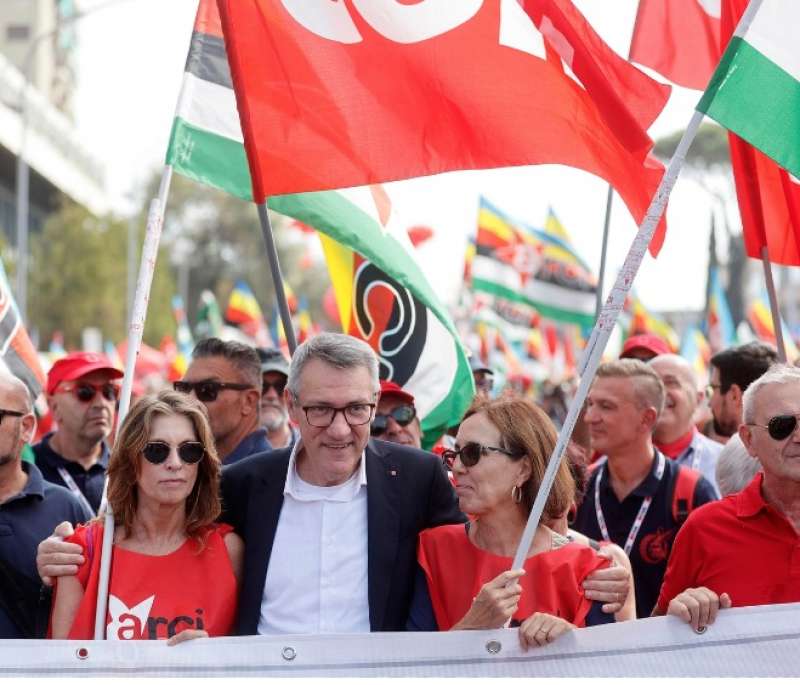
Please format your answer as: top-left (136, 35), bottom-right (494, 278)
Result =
top-left (655, 364), bottom-right (800, 630)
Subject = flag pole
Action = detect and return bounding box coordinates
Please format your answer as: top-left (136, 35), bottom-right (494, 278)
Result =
top-left (595, 185), bottom-right (613, 321)
top-left (511, 109), bottom-right (705, 570)
top-left (93, 165), bottom-right (174, 639)
top-left (257, 203), bottom-right (298, 354)
top-left (760, 246), bottom-right (787, 363)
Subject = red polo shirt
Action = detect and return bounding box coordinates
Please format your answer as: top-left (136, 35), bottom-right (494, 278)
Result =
top-left (656, 473), bottom-right (800, 613)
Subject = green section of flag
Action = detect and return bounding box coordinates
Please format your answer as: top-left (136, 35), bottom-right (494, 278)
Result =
top-left (698, 37), bottom-right (800, 179)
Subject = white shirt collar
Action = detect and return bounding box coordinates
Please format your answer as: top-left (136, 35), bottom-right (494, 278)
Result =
top-left (284, 437), bottom-right (367, 502)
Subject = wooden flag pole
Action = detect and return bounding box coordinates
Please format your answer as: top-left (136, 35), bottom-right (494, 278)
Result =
top-left (595, 185), bottom-right (614, 322)
top-left (511, 109), bottom-right (705, 570)
top-left (257, 203), bottom-right (298, 354)
top-left (761, 246), bottom-right (787, 363)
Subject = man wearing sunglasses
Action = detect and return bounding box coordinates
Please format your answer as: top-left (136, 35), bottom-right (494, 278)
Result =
top-left (257, 347), bottom-right (298, 451)
top-left (656, 364), bottom-right (800, 631)
top-left (33, 352), bottom-right (123, 515)
top-left (371, 380), bottom-right (422, 449)
top-left (176, 338), bottom-right (268, 464)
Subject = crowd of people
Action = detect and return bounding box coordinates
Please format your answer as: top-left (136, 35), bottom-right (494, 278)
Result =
top-left (0, 329), bottom-right (796, 650)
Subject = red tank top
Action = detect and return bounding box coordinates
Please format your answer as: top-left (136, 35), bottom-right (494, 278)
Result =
top-left (62, 522), bottom-right (237, 640)
top-left (418, 524), bottom-right (607, 630)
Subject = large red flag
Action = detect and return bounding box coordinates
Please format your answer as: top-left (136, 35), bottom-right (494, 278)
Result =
top-left (629, 0), bottom-right (721, 90)
top-left (217, 0), bottom-right (669, 253)
top-left (722, 0), bottom-right (800, 266)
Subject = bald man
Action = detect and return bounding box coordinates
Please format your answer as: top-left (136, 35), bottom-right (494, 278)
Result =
top-left (0, 369), bottom-right (90, 638)
top-left (650, 354), bottom-right (722, 496)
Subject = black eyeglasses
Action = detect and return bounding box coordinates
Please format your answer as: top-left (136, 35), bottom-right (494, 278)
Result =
top-left (262, 378), bottom-right (287, 395)
top-left (749, 414), bottom-right (800, 441)
top-left (441, 441), bottom-right (521, 469)
top-left (57, 381), bottom-right (120, 403)
top-left (173, 380), bottom-right (253, 403)
top-left (302, 403), bottom-right (376, 428)
top-left (142, 441), bottom-right (205, 465)
top-left (0, 409), bottom-right (24, 425)
top-left (371, 405), bottom-right (416, 436)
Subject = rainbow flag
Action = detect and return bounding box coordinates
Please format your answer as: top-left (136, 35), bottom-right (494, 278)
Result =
top-left (225, 280), bottom-right (271, 346)
top-left (628, 295), bottom-right (680, 352)
top-left (471, 198), bottom-right (597, 327)
top-left (747, 293), bottom-right (799, 360)
top-left (170, 295), bottom-right (194, 379)
top-left (680, 327), bottom-right (712, 378)
top-left (705, 268), bottom-right (736, 352)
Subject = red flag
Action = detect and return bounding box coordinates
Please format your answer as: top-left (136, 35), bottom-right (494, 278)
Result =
top-left (218, 0), bottom-right (668, 253)
top-left (629, 0), bottom-right (721, 90)
top-left (722, 0), bottom-right (800, 266)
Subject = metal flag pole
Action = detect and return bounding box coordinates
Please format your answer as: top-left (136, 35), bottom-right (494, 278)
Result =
top-left (761, 246), bottom-right (787, 363)
top-left (93, 166), bottom-right (174, 639)
top-left (595, 185), bottom-right (614, 321)
top-left (511, 109), bottom-right (706, 569)
top-left (256, 203), bottom-right (298, 354)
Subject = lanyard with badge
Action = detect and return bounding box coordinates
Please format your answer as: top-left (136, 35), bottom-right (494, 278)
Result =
top-left (594, 452), bottom-right (665, 557)
top-left (57, 467), bottom-right (96, 517)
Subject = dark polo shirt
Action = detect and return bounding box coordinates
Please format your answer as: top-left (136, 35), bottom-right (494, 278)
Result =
top-left (573, 451), bottom-right (717, 617)
top-left (0, 462), bottom-right (90, 638)
top-left (33, 432), bottom-right (109, 514)
top-left (224, 429), bottom-right (271, 465)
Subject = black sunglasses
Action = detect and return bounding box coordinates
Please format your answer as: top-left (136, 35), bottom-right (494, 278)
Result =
top-left (58, 381), bottom-right (120, 403)
top-left (441, 441), bottom-right (521, 469)
top-left (371, 405), bottom-right (416, 436)
top-left (142, 441), bottom-right (205, 465)
top-left (173, 380), bottom-right (253, 403)
top-left (0, 408), bottom-right (24, 425)
top-left (751, 414), bottom-right (800, 441)
top-left (262, 378), bottom-right (287, 395)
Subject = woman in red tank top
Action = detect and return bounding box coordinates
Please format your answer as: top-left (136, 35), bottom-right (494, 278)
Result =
top-left (51, 390), bottom-right (243, 643)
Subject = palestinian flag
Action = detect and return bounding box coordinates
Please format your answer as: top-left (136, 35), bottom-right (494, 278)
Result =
top-left (316, 187), bottom-right (473, 447)
top-left (698, 2), bottom-right (800, 181)
top-left (0, 261), bottom-right (45, 398)
top-left (471, 198), bottom-right (597, 328)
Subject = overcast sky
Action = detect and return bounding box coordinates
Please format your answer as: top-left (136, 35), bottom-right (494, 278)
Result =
top-left (72, 0), bottom-right (735, 314)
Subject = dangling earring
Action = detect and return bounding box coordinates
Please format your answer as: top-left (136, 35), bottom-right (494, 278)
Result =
top-left (511, 484), bottom-right (523, 504)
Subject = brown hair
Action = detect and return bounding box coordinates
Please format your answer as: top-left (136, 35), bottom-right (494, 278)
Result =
top-left (463, 396), bottom-right (574, 520)
top-left (106, 390), bottom-right (221, 547)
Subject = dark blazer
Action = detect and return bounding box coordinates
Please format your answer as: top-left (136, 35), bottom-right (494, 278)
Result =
top-left (220, 438), bottom-right (465, 635)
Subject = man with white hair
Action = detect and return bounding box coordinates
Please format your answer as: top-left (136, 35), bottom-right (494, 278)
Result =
top-left (655, 364), bottom-right (800, 631)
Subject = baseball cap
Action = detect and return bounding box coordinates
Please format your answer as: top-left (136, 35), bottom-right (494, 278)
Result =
top-left (257, 347), bottom-right (290, 377)
top-left (379, 380), bottom-right (415, 406)
top-left (46, 352), bottom-right (124, 395)
top-left (469, 355), bottom-right (494, 376)
top-left (620, 334), bottom-right (670, 360)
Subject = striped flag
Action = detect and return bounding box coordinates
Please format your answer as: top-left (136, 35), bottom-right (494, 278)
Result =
top-left (705, 268), bottom-right (736, 352)
top-left (680, 327), bottom-right (712, 378)
top-left (225, 280), bottom-right (271, 346)
top-left (471, 198), bottom-right (597, 328)
top-left (628, 296), bottom-right (680, 352)
top-left (747, 294), bottom-right (799, 361)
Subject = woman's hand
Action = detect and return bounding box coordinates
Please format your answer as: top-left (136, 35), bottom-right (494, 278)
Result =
top-left (167, 629), bottom-right (209, 646)
top-left (452, 569), bottom-right (525, 630)
top-left (518, 612), bottom-right (575, 650)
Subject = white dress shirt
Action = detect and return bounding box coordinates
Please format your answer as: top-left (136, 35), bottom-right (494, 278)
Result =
top-left (257, 439), bottom-right (370, 634)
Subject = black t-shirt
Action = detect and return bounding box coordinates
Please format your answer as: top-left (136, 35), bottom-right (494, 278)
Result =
top-left (572, 451), bottom-right (718, 617)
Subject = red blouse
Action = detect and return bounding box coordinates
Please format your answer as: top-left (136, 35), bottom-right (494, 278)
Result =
top-left (60, 522), bottom-right (237, 640)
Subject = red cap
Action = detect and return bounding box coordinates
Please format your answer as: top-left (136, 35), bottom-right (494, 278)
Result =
top-left (379, 379), bottom-right (415, 406)
top-left (47, 352), bottom-right (124, 395)
top-left (620, 334), bottom-right (670, 360)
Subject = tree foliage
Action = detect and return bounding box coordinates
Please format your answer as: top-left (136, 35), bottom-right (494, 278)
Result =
top-left (653, 122), bottom-right (731, 169)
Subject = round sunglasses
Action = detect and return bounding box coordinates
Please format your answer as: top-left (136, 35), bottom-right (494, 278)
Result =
top-left (441, 441), bottom-right (521, 469)
top-left (750, 414), bottom-right (800, 441)
top-left (142, 440), bottom-right (205, 465)
top-left (371, 405), bottom-right (416, 436)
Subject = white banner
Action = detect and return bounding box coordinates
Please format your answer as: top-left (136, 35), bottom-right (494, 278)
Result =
top-left (3, 603), bottom-right (799, 677)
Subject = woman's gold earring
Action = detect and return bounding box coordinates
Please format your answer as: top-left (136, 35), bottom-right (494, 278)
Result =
top-left (511, 485), bottom-right (523, 504)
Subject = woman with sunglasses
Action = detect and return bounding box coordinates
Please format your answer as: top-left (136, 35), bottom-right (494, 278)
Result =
top-left (410, 396), bottom-right (613, 649)
top-left (50, 390), bottom-right (243, 643)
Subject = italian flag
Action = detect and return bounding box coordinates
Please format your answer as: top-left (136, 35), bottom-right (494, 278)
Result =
top-left (166, 0), bottom-right (473, 441)
top-left (698, 1), bottom-right (800, 180)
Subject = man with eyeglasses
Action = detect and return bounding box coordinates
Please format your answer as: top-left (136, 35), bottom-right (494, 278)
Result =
top-left (655, 364), bottom-right (800, 631)
top-left (33, 352), bottom-right (123, 515)
top-left (257, 347), bottom-right (298, 451)
top-left (371, 380), bottom-right (422, 449)
top-left (0, 367), bottom-right (90, 638)
top-left (705, 341), bottom-right (778, 444)
top-left (175, 338), bottom-right (268, 464)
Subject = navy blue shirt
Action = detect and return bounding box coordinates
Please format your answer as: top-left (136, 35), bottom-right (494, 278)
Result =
top-left (573, 452), bottom-right (718, 618)
top-left (225, 429), bottom-right (271, 465)
top-left (0, 461), bottom-right (90, 638)
top-left (33, 432), bottom-right (109, 514)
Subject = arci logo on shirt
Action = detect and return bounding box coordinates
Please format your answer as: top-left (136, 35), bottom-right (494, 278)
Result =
top-left (107, 594), bottom-right (206, 640)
